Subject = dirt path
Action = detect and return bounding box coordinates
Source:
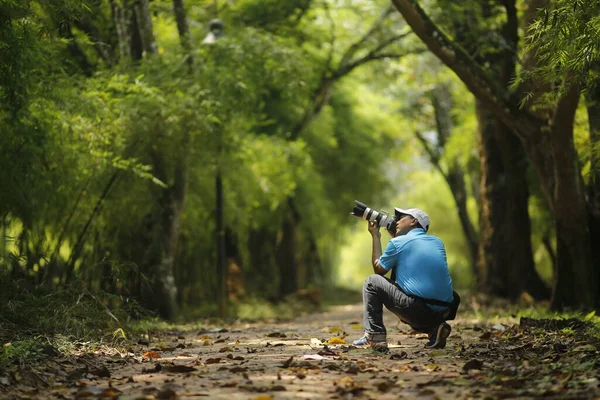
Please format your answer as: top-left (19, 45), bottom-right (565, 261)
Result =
top-left (3, 303), bottom-right (600, 399)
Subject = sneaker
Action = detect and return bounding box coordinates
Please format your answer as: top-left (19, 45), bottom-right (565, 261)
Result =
top-left (425, 322), bottom-right (451, 349)
top-left (352, 335), bottom-right (388, 353)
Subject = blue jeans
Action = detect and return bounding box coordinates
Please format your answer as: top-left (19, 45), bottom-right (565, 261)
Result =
top-left (362, 274), bottom-right (445, 339)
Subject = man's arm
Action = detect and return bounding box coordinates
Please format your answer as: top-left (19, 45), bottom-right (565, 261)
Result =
top-left (368, 222), bottom-right (388, 275)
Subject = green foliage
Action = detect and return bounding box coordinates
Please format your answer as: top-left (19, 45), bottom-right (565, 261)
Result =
top-left (232, 0), bottom-right (312, 30)
top-left (527, 0), bottom-right (600, 89)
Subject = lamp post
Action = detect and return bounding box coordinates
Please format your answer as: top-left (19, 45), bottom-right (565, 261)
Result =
top-left (203, 19), bottom-right (227, 319)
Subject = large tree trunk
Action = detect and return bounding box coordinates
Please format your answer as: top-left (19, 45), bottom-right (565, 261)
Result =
top-left (550, 85), bottom-right (596, 309)
top-left (476, 102), bottom-right (549, 299)
top-left (586, 90), bottom-right (600, 306)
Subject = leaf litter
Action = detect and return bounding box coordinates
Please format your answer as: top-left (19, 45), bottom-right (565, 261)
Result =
top-left (1, 303), bottom-right (600, 399)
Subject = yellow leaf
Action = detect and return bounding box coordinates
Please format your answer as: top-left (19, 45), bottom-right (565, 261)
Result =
top-left (328, 337), bottom-right (346, 344)
top-left (329, 327), bottom-right (343, 333)
top-left (253, 396), bottom-right (273, 400)
top-left (351, 324), bottom-right (362, 330)
top-left (425, 364), bottom-right (439, 371)
top-left (142, 351), bottom-right (161, 359)
top-left (202, 340), bottom-right (211, 346)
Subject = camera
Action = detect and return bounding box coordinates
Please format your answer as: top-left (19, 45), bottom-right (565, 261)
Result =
top-left (350, 200), bottom-right (398, 235)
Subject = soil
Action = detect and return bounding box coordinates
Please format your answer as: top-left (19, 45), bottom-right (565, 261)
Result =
top-left (1, 303), bottom-right (599, 399)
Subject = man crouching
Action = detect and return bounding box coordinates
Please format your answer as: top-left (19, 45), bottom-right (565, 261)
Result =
top-left (352, 207), bottom-right (458, 352)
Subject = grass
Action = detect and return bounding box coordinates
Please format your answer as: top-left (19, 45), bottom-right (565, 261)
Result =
top-left (0, 279), bottom-right (146, 371)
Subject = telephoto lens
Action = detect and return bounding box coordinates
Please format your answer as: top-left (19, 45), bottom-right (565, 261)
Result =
top-left (349, 200), bottom-right (397, 235)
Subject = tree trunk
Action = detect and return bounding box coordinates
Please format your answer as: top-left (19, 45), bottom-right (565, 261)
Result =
top-left (215, 169), bottom-right (227, 317)
top-left (247, 228), bottom-right (279, 299)
top-left (111, 0), bottom-right (156, 62)
top-left (172, 0), bottom-right (193, 68)
top-left (276, 204), bottom-right (300, 299)
top-left (586, 90), bottom-right (600, 307)
top-left (476, 102), bottom-right (549, 299)
top-left (110, 0), bottom-right (132, 61)
top-left (550, 85), bottom-right (596, 309)
top-left (428, 85), bottom-right (480, 284)
top-left (132, 0), bottom-right (157, 56)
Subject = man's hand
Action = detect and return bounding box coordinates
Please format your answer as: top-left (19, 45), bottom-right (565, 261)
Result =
top-left (369, 221), bottom-right (386, 275)
top-left (367, 221), bottom-right (380, 237)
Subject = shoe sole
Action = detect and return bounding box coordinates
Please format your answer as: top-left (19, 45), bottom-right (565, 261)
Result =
top-left (428, 323), bottom-right (451, 349)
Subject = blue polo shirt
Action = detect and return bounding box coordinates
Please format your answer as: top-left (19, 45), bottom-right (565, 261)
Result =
top-left (378, 228), bottom-right (453, 311)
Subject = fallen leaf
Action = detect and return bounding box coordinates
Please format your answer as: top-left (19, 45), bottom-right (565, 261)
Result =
top-left (424, 364), bottom-right (440, 372)
top-left (390, 351), bottom-right (408, 360)
top-left (282, 356), bottom-right (294, 368)
top-left (318, 346), bottom-right (337, 356)
top-left (329, 327), bottom-right (343, 333)
top-left (89, 366), bottom-right (111, 378)
top-left (76, 386), bottom-right (121, 399)
top-left (462, 359), bottom-right (483, 371)
top-left (267, 332), bottom-right (286, 338)
top-left (328, 337), bottom-right (345, 345)
top-left (162, 365), bottom-right (197, 373)
top-left (205, 358), bottom-right (221, 364)
top-left (303, 354), bottom-right (325, 361)
top-left (142, 352), bottom-right (162, 359)
top-left (142, 363), bottom-right (162, 374)
top-left (310, 338), bottom-right (322, 346)
top-left (252, 396), bottom-right (273, 400)
top-left (157, 388), bottom-right (177, 400)
top-left (375, 379), bottom-right (395, 392)
top-left (450, 378), bottom-right (472, 386)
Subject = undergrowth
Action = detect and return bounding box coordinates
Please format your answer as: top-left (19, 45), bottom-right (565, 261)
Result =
top-left (0, 278), bottom-right (147, 371)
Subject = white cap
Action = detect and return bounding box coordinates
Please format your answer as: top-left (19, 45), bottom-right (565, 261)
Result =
top-left (394, 208), bottom-right (430, 232)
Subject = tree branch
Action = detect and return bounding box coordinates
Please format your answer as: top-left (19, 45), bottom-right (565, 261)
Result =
top-left (414, 131), bottom-right (444, 175)
top-left (390, 0), bottom-right (545, 139)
